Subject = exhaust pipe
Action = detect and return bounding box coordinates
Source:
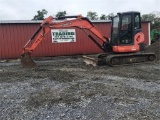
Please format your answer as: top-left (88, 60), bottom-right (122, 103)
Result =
top-left (21, 52), bottom-right (37, 68)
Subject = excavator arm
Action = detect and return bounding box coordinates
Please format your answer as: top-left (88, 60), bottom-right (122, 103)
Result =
top-left (21, 15), bottom-right (108, 67)
top-left (22, 16), bottom-right (53, 53)
top-left (23, 15), bottom-right (108, 53)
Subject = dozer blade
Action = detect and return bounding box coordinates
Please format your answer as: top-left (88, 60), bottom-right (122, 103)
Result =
top-left (83, 55), bottom-right (107, 66)
top-left (21, 52), bottom-right (37, 68)
top-left (83, 55), bottom-right (98, 66)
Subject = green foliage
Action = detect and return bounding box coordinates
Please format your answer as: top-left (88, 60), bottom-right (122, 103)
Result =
top-left (107, 13), bottom-right (114, 20)
top-left (100, 14), bottom-right (107, 20)
top-left (150, 29), bottom-right (160, 43)
top-left (55, 11), bottom-right (67, 20)
top-left (32, 9), bottom-right (48, 20)
top-left (89, 12), bottom-right (114, 20)
top-left (87, 11), bottom-right (98, 20)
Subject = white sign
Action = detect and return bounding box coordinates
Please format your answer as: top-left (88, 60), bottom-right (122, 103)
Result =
top-left (51, 29), bottom-right (76, 43)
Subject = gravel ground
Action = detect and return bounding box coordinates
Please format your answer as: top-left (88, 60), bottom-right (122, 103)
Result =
top-left (0, 55), bottom-right (160, 120)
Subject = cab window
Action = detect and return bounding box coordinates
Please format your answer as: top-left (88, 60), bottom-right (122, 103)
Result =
top-left (121, 15), bottom-right (131, 30)
top-left (134, 14), bottom-right (140, 29)
top-left (120, 15), bottom-right (132, 44)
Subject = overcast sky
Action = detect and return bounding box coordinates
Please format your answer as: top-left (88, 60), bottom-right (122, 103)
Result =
top-left (0, 0), bottom-right (160, 20)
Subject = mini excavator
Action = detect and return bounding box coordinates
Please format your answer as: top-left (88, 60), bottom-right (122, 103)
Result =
top-left (21, 11), bottom-right (157, 67)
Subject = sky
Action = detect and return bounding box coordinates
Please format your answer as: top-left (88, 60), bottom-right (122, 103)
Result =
top-left (0, 0), bottom-right (160, 20)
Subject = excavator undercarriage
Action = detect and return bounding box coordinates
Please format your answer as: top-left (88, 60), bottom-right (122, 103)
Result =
top-left (21, 51), bottom-right (157, 68)
top-left (83, 52), bottom-right (157, 67)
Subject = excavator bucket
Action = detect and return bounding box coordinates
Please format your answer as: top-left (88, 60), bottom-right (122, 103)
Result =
top-left (21, 52), bottom-right (37, 68)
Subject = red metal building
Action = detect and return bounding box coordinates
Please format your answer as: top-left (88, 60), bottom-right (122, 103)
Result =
top-left (0, 20), bottom-right (150, 59)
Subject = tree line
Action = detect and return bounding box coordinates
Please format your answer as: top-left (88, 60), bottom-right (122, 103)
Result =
top-left (32, 9), bottom-right (115, 20)
top-left (32, 9), bottom-right (160, 30)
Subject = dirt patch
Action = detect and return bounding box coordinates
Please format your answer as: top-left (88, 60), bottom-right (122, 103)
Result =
top-left (145, 40), bottom-right (160, 60)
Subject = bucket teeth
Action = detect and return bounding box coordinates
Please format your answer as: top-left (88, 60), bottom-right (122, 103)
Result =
top-left (21, 52), bottom-right (37, 68)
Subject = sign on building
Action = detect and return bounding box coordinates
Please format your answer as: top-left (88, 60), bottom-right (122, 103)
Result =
top-left (51, 29), bottom-right (76, 43)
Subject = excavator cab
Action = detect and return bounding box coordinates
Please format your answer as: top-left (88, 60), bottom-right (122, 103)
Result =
top-left (110, 11), bottom-right (144, 53)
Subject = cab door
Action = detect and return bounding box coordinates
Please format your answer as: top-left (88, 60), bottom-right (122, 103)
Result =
top-left (119, 14), bottom-right (133, 45)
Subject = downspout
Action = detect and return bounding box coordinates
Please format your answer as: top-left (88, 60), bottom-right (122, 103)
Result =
top-left (148, 22), bottom-right (151, 45)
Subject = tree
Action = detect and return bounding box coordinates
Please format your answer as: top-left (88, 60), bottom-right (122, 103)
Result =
top-left (100, 14), bottom-right (107, 20)
top-left (55, 11), bottom-right (67, 20)
top-left (87, 11), bottom-right (98, 20)
top-left (32, 9), bottom-right (48, 20)
top-left (142, 13), bottom-right (155, 21)
top-left (100, 13), bottom-right (114, 20)
top-left (141, 12), bottom-right (160, 30)
top-left (107, 13), bottom-right (114, 20)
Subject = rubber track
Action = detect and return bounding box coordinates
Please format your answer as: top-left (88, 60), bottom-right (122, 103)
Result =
top-left (106, 52), bottom-right (157, 67)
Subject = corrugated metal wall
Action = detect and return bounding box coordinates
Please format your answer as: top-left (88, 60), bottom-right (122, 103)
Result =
top-left (0, 21), bottom-right (149, 59)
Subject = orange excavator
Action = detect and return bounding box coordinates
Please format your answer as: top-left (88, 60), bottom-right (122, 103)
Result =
top-left (21, 11), bottom-right (157, 67)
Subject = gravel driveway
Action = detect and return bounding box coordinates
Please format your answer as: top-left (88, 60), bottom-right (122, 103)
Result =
top-left (0, 56), bottom-right (160, 120)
